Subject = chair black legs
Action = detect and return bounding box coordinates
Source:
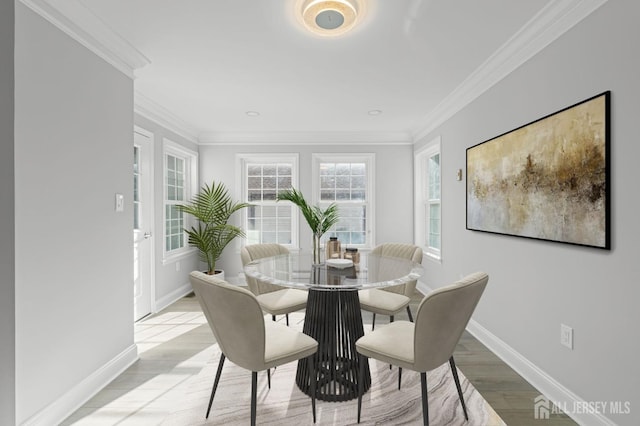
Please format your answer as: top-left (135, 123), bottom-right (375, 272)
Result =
top-left (307, 356), bottom-right (317, 423)
top-left (251, 371), bottom-right (258, 426)
top-left (206, 353), bottom-right (226, 419)
top-left (449, 356), bottom-right (469, 420)
top-left (271, 314), bottom-right (290, 326)
top-left (206, 353), bottom-right (316, 424)
top-left (420, 372), bottom-right (429, 426)
top-left (373, 307), bottom-right (413, 331)
top-left (358, 361), bottom-right (465, 426)
top-left (207, 355), bottom-right (314, 424)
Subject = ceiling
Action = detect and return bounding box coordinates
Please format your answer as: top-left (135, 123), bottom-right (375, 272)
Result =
top-left (70, 0), bottom-right (561, 143)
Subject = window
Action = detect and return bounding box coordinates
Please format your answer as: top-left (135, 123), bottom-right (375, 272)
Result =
top-left (415, 137), bottom-right (441, 260)
top-left (238, 154), bottom-right (298, 247)
top-left (312, 153), bottom-right (374, 248)
top-left (163, 139), bottom-right (197, 260)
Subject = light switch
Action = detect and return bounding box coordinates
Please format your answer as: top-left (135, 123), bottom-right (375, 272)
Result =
top-left (115, 193), bottom-right (124, 212)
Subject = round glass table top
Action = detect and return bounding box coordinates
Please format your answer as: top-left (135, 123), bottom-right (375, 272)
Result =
top-left (243, 252), bottom-right (423, 290)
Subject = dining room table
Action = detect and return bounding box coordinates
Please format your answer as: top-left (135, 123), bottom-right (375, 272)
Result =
top-left (243, 251), bottom-right (423, 402)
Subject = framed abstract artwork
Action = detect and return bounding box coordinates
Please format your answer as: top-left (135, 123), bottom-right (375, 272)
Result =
top-left (466, 91), bottom-right (611, 249)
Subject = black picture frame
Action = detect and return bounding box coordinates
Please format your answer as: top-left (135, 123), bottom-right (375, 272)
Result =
top-left (466, 91), bottom-right (611, 249)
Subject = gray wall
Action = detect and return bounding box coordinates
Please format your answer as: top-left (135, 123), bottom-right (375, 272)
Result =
top-left (199, 143), bottom-right (414, 278)
top-left (415, 2), bottom-right (639, 424)
top-left (14, 4), bottom-right (135, 423)
top-left (0, 0), bottom-right (15, 424)
top-left (134, 114), bottom-right (200, 304)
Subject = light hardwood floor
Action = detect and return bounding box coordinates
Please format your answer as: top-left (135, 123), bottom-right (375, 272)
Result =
top-left (62, 294), bottom-right (215, 425)
top-left (63, 291), bottom-right (576, 425)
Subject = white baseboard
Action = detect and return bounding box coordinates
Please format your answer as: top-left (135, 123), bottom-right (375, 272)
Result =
top-left (466, 320), bottom-right (615, 426)
top-left (154, 281), bottom-right (192, 312)
top-left (416, 280), bottom-right (615, 425)
top-left (21, 344), bottom-right (138, 426)
top-left (416, 280), bottom-right (431, 296)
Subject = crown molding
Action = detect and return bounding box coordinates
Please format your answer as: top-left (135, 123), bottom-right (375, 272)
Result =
top-left (22, 0), bottom-right (607, 144)
top-left (19, 0), bottom-right (150, 79)
top-left (198, 131), bottom-right (413, 146)
top-left (411, 0), bottom-right (608, 142)
top-left (134, 92), bottom-right (199, 143)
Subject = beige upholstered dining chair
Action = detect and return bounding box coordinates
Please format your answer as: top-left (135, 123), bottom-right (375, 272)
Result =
top-left (189, 271), bottom-right (318, 425)
top-left (241, 243), bottom-right (308, 326)
top-left (358, 243), bottom-right (423, 330)
top-left (355, 272), bottom-right (489, 425)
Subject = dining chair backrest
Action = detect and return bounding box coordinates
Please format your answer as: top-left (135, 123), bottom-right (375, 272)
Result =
top-left (241, 244), bottom-right (290, 295)
top-left (413, 272), bottom-right (488, 372)
top-left (370, 243), bottom-right (423, 296)
top-left (190, 271), bottom-right (266, 371)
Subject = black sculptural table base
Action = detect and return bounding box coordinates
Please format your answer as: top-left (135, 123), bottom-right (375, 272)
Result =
top-left (296, 288), bottom-right (371, 401)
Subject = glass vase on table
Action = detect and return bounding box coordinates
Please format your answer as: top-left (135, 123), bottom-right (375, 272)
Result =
top-left (312, 233), bottom-right (323, 266)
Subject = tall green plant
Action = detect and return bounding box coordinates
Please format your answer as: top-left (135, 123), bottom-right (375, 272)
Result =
top-left (178, 181), bottom-right (250, 274)
top-left (277, 187), bottom-right (339, 264)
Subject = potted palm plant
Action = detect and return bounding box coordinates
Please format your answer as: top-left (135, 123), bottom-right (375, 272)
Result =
top-left (178, 181), bottom-right (250, 275)
top-left (277, 187), bottom-right (339, 265)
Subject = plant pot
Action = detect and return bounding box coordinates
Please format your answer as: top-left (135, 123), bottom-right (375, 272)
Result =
top-left (205, 270), bottom-right (225, 280)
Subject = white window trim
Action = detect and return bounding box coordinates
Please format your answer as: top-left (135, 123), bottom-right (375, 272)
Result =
top-left (162, 138), bottom-right (198, 264)
top-left (414, 136), bottom-right (441, 262)
top-left (236, 153), bottom-right (300, 250)
top-left (312, 153), bottom-right (375, 249)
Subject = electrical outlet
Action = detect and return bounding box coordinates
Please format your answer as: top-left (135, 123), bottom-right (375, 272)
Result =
top-left (115, 193), bottom-right (124, 212)
top-left (176, 261), bottom-right (181, 272)
top-left (560, 324), bottom-right (573, 349)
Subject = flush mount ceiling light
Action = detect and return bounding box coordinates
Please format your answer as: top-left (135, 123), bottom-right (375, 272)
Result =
top-left (298, 0), bottom-right (363, 37)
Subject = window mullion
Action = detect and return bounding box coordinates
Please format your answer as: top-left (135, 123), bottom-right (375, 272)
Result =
top-left (163, 140), bottom-right (197, 261)
top-left (240, 155), bottom-right (297, 247)
top-left (314, 154), bottom-right (373, 248)
top-left (415, 137), bottom-right (441, 260)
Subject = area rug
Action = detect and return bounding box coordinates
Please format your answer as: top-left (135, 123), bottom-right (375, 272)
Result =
top-left (163, 314), bottom-right (505, 425)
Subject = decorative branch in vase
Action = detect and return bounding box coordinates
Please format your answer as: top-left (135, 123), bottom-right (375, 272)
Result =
top-left (277, 187), bottom-right (339, 265)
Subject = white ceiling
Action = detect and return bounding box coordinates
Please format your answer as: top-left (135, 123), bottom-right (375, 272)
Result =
top-left (61, 0), bottom-right (580, 143)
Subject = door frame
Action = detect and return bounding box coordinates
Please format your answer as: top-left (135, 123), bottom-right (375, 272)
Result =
top-left (134, 125), bottom-right (156, 318)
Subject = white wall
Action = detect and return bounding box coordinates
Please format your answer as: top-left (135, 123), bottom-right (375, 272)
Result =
top-left (199, 143), bottom-right (415, 278)
top-left (415, 2), bottom-right (639, 424)
top-left (0, 0), bottom-right (16, 424)
top-left (14, 4), bottom-right (135, 424)
top-left (134, 114), bottom-right (200, 306)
